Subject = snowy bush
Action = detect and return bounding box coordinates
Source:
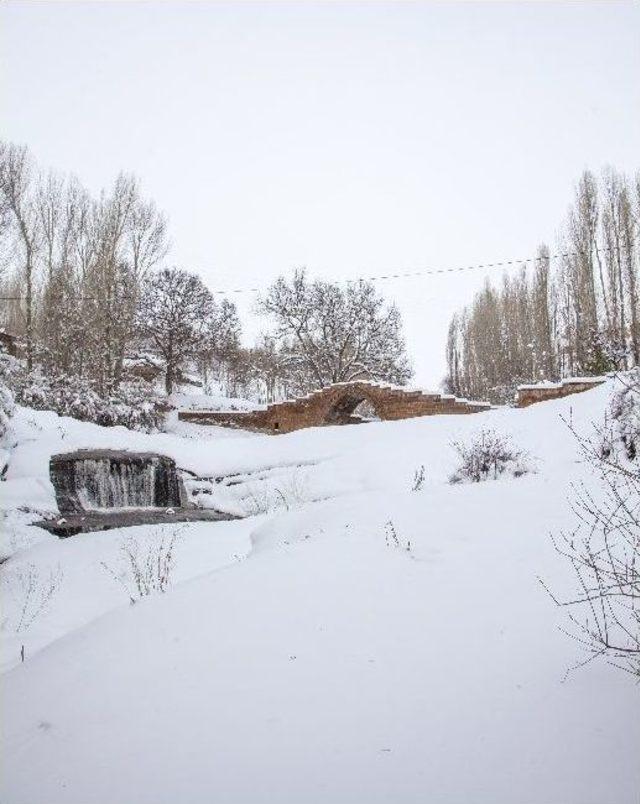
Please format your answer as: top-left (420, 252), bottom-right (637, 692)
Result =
top-left (0, 382), bottom-right (15, 441)
top-left (606, 369), bottom-right (640, 464)
top-left (0, 352), bottom-right (17, 441)
top-left (449, 429), bottom-right (530, 484)
top-left (101, 379), bottom-right (163, 431)
top-left (8, 365), bottom-right (162, 432)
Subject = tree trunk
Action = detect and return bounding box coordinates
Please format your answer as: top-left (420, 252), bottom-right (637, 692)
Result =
top-left (25, 247), bottom-right (34, 371)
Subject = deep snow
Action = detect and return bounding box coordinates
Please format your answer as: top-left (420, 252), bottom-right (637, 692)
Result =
top-left (1, 379), bottom-right (638, 804)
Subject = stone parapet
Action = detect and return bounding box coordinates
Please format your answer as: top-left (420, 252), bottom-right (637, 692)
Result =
top-left (515, 377), bottom-right (605, 408)
top-left (179, 381), bottom-right (491, 434)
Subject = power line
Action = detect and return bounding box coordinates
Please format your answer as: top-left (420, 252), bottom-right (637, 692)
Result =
top-left (209, 244), bottom-right (615, 295)
top-left (0, 242), bottom-right (628, 301)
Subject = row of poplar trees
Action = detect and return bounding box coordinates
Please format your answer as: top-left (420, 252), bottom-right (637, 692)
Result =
top-left (445, 168), bottom-right (640, 404)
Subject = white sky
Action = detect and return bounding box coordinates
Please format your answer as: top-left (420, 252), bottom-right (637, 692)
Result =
top-left (2, 1), bottom-right (639, 388)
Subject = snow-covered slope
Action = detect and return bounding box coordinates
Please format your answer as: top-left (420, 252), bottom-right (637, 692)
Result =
top-left (1, 380), bottom-right (639, 804)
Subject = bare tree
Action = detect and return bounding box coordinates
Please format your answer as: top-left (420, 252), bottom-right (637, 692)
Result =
top-left (78, 173), bottom-right (168, 392)
top-left (37, 174), bottom-right (86, 375)
top-left (197, 298), bottom-right (241, 393)
top-left (531, 244), bottom-right (556, 379)
top-left (630, 172), bottom-right (640, 364)
top-left (0, 140), bottom-right (174, 397)
top-left (0, 143), bottom-right (11, 246)
top-left (127, 193), bottom-right (169, 279)
top-left (0, 142), bottom-right (40, 369)
top-left (36, 170), bottom-right (64, 282)
top-left (138, 267), bottom-right (214, 393)
top-left (247, 335), bottom-right (293, 402)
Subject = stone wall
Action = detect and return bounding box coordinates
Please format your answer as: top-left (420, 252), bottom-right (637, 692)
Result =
top-left (515, 377), bottom-right (605, 408)
top-left (179, 381), bottom-right (491, 434)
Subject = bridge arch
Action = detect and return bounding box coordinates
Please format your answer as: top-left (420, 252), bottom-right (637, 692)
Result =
top-left (318, 384), bottom-right (389, 426)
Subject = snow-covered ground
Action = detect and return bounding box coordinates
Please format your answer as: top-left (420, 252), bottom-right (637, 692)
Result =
top-left (167, 389), bottom-right (263, 412)
top-left (1, 380), bottom-right (638, 804)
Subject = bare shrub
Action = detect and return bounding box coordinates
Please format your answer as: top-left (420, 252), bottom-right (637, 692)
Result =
top-left (2, 563), bottom-right (63, 632)
top-left (411, 465), bottom-right (426, 491)
top-left (276, 469), bottom-right (310, 508)
top-left (240, 469), bottom-right (310, 516)
top-left (241, 484), bottom-right (274, 516)
top-left (384, 520), bottom-right (412, 553)
top-left (544, 373), bottom-right (640, 678)
top-left (449, 428), bottom-right (530, 484)
top-left (102, 526), bottom-right (182, 604)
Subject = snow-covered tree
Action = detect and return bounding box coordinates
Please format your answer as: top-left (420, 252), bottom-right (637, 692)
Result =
top-left (197, 298), bottom-right (242, 393)
top-left (0, 141), bottom-right (169, 394)
top-left (81, 173), bottom-right (168, 393)
top-left (138, 268), bottom-right (215, 394)
top-left (0, 143), bottom-right (40, 370)
top-left (258, 269), bottom-right (412, 394)
top-left (0, 353), bottom-right (16, 443)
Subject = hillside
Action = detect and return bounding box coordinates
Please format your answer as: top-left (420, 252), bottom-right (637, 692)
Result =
top-left (1, 379), bottom-right (639, 804)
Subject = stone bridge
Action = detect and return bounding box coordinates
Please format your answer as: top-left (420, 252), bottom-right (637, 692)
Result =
top-left (178, 381), bottom-right (491, 434)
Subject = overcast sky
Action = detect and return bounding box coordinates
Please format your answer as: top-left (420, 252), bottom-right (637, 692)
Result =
top-left (2, 1), bottom-right (639, 388)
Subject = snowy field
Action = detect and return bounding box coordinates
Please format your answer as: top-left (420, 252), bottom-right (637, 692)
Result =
top-left (1, 379), bottom-right (639, 804)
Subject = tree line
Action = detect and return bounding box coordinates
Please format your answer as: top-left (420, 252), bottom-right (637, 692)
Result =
top-left (445, 168), bottom-right (640, 404)
top-left (0, 141), bottom-right (411, 403)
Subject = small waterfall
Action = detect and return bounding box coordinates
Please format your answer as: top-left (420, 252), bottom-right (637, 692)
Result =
top-left (50, 450), bottom-right (181, 514)
top-left (73, 459), bottom-right (157, 510)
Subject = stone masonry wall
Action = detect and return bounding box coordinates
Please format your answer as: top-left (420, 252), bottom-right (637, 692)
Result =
top-left (515, 377), bottom-right (605, 408)
top-left (179, 382), bottom-right (491, 434)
